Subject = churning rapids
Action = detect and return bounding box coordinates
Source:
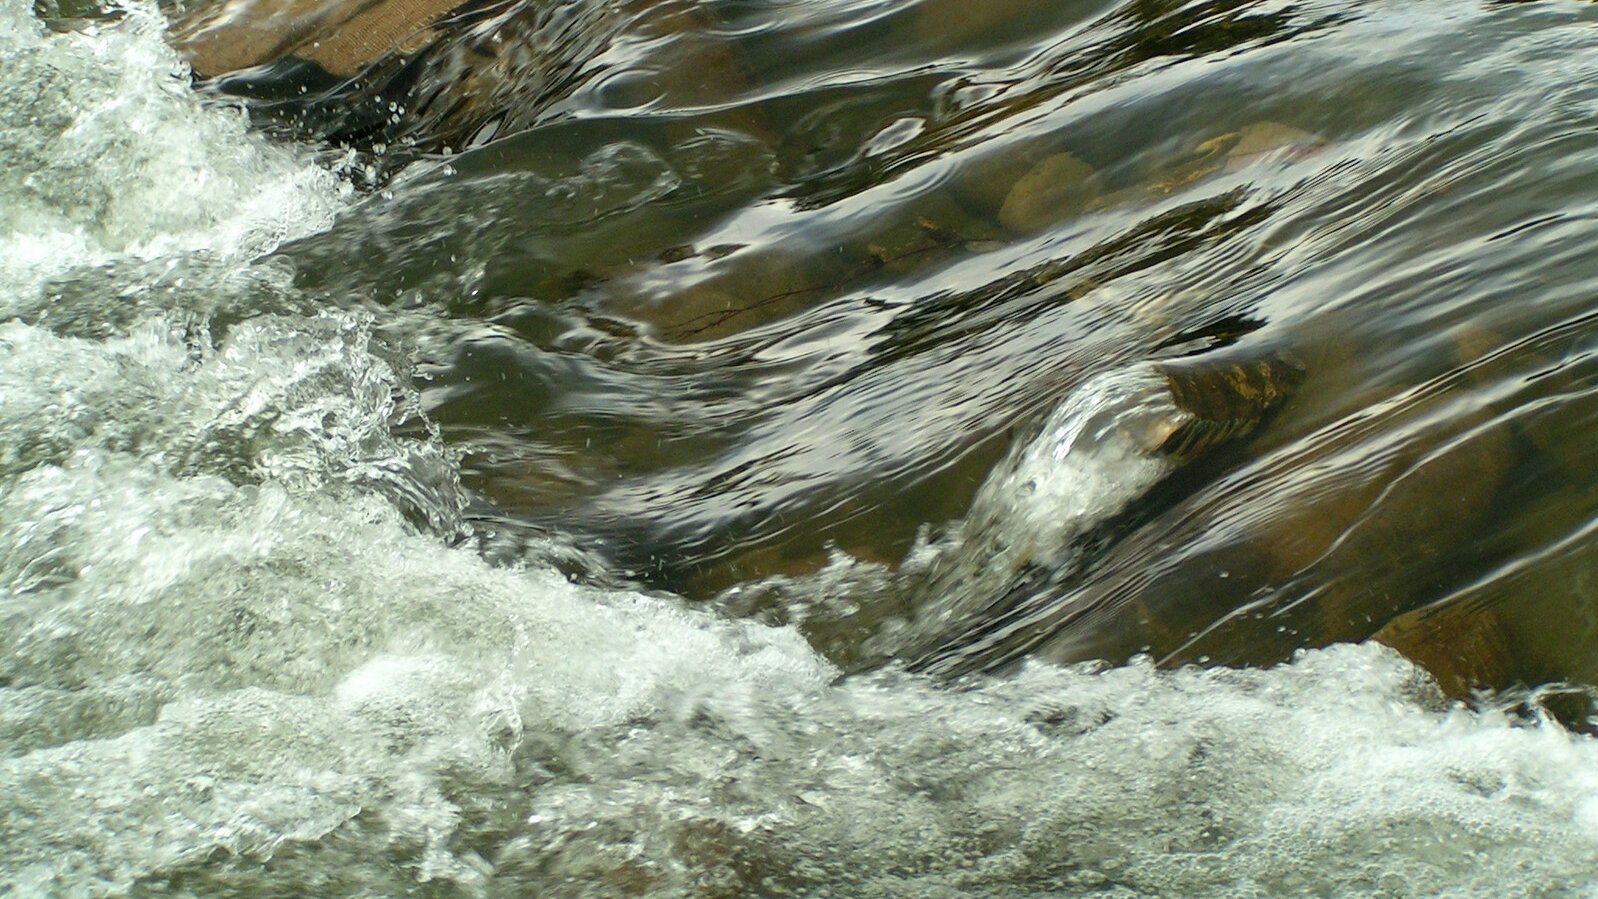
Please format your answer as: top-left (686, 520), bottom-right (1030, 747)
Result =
top-left (11, 0), bottom-right (1598, 894)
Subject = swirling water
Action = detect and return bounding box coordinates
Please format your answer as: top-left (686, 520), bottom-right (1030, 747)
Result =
top-left (10, 0), bottom-right (1598, 895)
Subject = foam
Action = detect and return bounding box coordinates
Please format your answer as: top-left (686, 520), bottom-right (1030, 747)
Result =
top-left (0, 0), bottom-right (344, 303)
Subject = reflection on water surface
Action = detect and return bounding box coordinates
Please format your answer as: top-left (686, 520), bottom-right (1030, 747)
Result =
top-left (11, 0), bottom-right (1598, 893)
top-left (254, 0), bottom-right (1598, 694)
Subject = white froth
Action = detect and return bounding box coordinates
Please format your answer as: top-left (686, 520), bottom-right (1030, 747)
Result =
top-left (0, 0), bottom-right (344, 303)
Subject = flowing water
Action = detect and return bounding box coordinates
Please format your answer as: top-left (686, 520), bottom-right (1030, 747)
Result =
top-left (10, 0), bottom-right (1598, 894)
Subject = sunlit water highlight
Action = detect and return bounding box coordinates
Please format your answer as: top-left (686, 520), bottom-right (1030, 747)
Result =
top-left (8, 0), bottom-right (1598, 896)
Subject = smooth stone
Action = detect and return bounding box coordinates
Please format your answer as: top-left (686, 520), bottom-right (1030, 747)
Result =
top-left (1137, 121), bottom-right (1325, 197)
top-left (997, 152), bottom-right (1100, 233)
top-left (1371, 602), bottom-right (1516, 699)
top-left (912, 0), bottom-right (1069, 50)
top-left (947, 143), bottom-right (1053, 216)
top-left (173, 0), bottom-right (463, 78)
top-left (1222, 121), bottom-right (1326, 171)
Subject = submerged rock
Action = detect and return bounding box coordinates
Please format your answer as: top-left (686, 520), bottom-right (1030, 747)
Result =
top-left (1219, 121), bottom-right (1326, 171)
top-left (172, 0), bottom-right (461, 79)
top-left (1135, 121), bottom-right (1326, 199)
top-left (983, 121), bottom-right (1323, 234)
top-left (911, 0), bottom-right (1068, 50)
top-left (167, 0), bottom-right (758, 163)
top-left (998, 151), bottom-right (1100, 233)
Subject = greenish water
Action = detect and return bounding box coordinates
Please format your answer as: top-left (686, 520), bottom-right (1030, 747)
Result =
top-left (9, 0), bottom-right (1598, 894)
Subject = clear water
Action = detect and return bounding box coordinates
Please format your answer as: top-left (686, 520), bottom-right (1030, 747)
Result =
top-left (9, 0), bottom-right (1598, 895)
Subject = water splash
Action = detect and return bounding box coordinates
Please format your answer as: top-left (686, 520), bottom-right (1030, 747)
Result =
top-left (905, 365), bottom-right (1179, 644)
top-left (0, 0), bottom-right (344, 301)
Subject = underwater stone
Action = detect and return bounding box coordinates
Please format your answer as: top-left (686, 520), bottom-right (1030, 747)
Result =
top-left (998, 152), bottom-right (1099, 233)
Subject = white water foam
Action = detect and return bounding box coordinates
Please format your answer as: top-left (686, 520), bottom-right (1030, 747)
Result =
top-left (0, 0), bottom-right (344, 304)
top-left (4, 2), bottom-right (1598, 896)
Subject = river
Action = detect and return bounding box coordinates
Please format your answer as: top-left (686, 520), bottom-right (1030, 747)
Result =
top-left (7, 0), bottom-right (1598, 894)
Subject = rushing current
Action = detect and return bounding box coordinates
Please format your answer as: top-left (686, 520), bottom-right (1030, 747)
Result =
top-left (10, 0), bottom-right (1598, 894)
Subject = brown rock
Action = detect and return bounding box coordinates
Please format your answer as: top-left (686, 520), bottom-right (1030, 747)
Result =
top-left (1222, 121), bottom-right (1325, 172)
top-left (997, 152), bottom-right (1100, 233)
top-left (1014, 370), bottom-right (1518, 677)
top-left (173, 0), bottom-right (464, 78)
top-left (1372, 602), bottom-right (1515, 699)
top-left (912, 0), bottom-right (1065, 50)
